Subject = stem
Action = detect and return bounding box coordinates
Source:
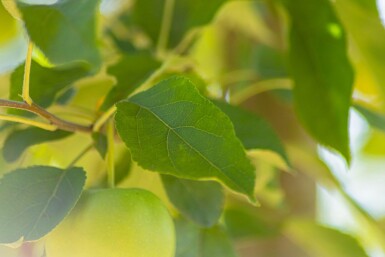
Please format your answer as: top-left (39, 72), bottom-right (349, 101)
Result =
top-left (0, 99), bottom-right (92, 132)
top-left (67, 144), bottom-right (93, 168)
top-left (93, 105), bottom-right (116, 132)
top-left (230, 79), bottom-right (292, 104)
top-left (23, 41), bottom-right (34, 106)
top-left (157, 0), bottom-right (175, 57)
top-left (0, 114), bottom-right (57, 131)
top-left (106, 119), bottom-right (115, 188)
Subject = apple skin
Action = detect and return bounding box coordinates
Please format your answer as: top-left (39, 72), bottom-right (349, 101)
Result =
top-left (45, 188), bottom-right (175, 257)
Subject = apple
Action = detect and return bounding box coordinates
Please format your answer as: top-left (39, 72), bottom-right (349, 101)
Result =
top-left (45, 188), bottom-right (175, 257)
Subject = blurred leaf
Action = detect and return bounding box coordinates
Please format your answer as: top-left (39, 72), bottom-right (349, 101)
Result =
top-left (131, 0), bottom-right (226, 48)
top-left (91, 132), bottom-right (107, 159)
top-left (115, 76), bottom-right (256, 200)
top-left (2, 127), bottom-right (71, 162)
top-left (0, 166), bottom-right (86, 243)
top-left (284, 218), bottom-right (369, 257)
top-left (334, 0), bottom-right (385, 98)
top-left (161, 175), bottom-right (224, 227)
top-left (17, 0), bottom-right (101, 68)
top-left (253, 45), bottom-right (287, 79)
top-left (175, 217), bottom-right (238, 257)
top-left (354, 104), bottom-right (385, 132)
top-left (224, 205), bottom-right (281, 239)
top-left (101, 52), bottom-right (161, 110)
top-left (285, 0), bottom-right (354, 161)
top-left (114, 147), bottom-right (132, 185)
top-left (214, 100), bottom-right (289, 165)
top-left (0, 1), bottom-right (18, 45)
top-left (10, 60), bottom-right (88, 115)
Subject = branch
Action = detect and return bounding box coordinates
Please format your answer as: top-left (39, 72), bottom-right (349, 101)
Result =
top-left (0, 99), bottom-right (92, 133)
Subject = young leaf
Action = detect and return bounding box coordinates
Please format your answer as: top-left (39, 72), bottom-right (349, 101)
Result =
top-left (213, 100), bottom-right (289, 165)
top-left (0, 166), bottom-right (86, 243)
top-left (92, 132), bottom-right (107, 159)
top-left (17, 0), bottom-right (101, 68)
top-left (284, 218), bottom-right (369, 257)
top-left (175, 218), bottom-right (238, 257)
top-left (161, 175), bottom-right (224, 227)
top-left (285, 0), bottom-right (354, 161)
top-left (115, 76), bottom-right (256, 200)
top-left (2, 127), bottom-right (71, 162)
top-left (10, 60), bottom-right (88, 114)
top-left (101, 52), bottom-right (161, 110)
top-left (354, 104), bottom-right (385, 132)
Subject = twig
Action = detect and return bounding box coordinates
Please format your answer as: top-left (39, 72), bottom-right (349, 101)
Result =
top-left (157, 0), bottom-right (175, 58)
top-left (22, 41), bottom-right (34, 106)
top-left (0, 99), bottom-right (92, 132)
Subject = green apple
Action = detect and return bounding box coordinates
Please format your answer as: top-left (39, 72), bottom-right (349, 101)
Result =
top-left (45, 188), bottom-right (175, 257)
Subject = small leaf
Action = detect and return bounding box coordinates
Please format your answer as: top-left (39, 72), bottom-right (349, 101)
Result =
top-left (0, 166), bottom-right (86, 243)
top-left (10, 60), bottom-right (88, 115)
top-left (2, 127), bottom-right (71, 162)
top-left (101, 52), bottom-right (161, 110)
top-left (161, 175), bottom-right (224, 227)
top-left (285, 0), bottom-right (354, 161)
top-left (92, 132), bottom-right (107, 159)
top-left (354, 104), bottom-right (385, 132)
top-left (115, 76), bottom-right (256, 200)
top-left (214, 100), bottom-right (289, 165)
top-left (284, 218), bottom-right (369, 257)
top-left (17, 0), bottom-right (101, 68)
top-left (175, 217), bottom-right (238, 257)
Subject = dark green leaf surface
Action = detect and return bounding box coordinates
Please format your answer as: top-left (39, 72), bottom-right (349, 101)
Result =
top-left (18, 0), bottom-right (101, 68)
top-left (115, 76), bottom-right (255, 200)
top-left (2, 128), bottom-right (71, 162)
top-left (214, 100), bottom-right (289, 165)
top-left (0, 166), bottom-right (86, 243)
top-left (101, 52), bottom-right (161, 110)
top-left (10, 61), bottom-right (88, 114)
top-left (334, 0), bottom-right (385, 94)
top-left (285, 0), bottom-right (354, 161)
top-left (92, 132), bottom-right (107, 159)
top-left (175, 218), bottom-right (238, 257)
top-left (285, 218), bottom-right (369, 257)
top-left (161, 175), bottom-right (224, 227)
top-left (131, 0), bottom-right (226, 48)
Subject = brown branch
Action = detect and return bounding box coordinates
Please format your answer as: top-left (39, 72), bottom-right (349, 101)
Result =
top-left (0, 99), bottom-right (93, 133)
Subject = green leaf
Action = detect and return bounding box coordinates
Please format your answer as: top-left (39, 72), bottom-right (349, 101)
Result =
top-left (0, 166), bottom-right (86, 243)
top-left (130, 0), bottom-right (226, 48)
top-left (17, 0), bottom-right (101, 68)
top-left (284, 218), bottom-right (369, 257)
top-left (2, 127), bottom-right (71, 162)
top-left (92, 132), bottom-right (107, 159)
top-left (354, 104), bottom-right (385, 132)
top-left (115, 76), bottom-right (256, 200)
top-left (285, 0), bottom-right (354, 161)
top-left (10, 60), bottom-right (88, 114)
top-left (213, 100), bottom-right (289, 165)
top-left (334, 0), bottom-right (385, 95)
top-left (175, 218), bottom-right (238, 257)
top-left (161, 175), bottom-right (224, 227)
top-left (101, 52), bottom-right (161, 110)
top-left (0, 1), bottom-right (18, 45)
top-left (224, 205), bottom-right (280, 239)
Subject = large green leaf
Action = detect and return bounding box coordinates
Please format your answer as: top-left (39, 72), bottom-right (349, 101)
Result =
top-left (334, 0), bottom-right (385, 95)
top-left (10, 60), bottom-right (88, 114)
top-left (161, 175), bottom-right (224, 227)
top-left (285, 0), bottom-right (354, 161)
top-left (17, 0), bottom-right (101, 68)
top-left (115, 76), bottom-right (255, 200)
top-left (130, 0), bottom-right (226, 48)
top-left (101, 52), bottom-right (161, 110)
top-left (0, 166), bottom-right (86, 243)
top-left (2, 127), bottom-right (71, 162)
top-left (175, 218), bottom-right (238, 257)
top-left (284, 218), bottom-right (368, 257)
top-left (214, 100), bottom-right (289, 165)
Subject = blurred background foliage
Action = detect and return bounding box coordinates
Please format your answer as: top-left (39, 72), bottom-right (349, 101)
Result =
top-left (1, 0), bottom-right (385, 256)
